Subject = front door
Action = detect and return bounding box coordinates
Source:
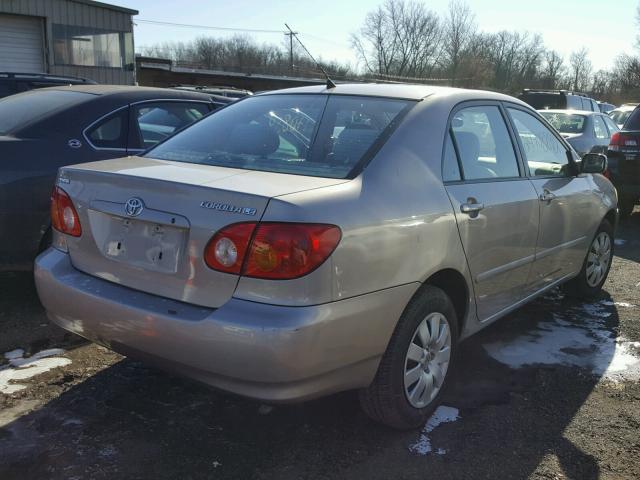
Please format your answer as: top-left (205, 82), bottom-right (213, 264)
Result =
top-left (444, 104), bottom-right (540, 321)
top-left (506, 107), bottom-right (597, 291)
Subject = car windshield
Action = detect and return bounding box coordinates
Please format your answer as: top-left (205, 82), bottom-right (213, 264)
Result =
top-left (540, 112), bottom-right (587, 134)
top-left (145, 94), bottom-right (413, 179)
top-left (613, 109), bottom-right (637, 129)
top-left (0, 90), bottom-right (92, 135)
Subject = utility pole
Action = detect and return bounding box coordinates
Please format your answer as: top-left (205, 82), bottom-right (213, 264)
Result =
top-left (284, 25), bottom-right (297, 76)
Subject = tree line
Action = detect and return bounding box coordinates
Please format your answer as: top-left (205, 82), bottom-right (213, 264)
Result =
top-left (139, 0), bottom-right (640, 103)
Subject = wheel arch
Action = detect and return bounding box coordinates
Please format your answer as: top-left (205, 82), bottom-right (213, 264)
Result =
top-left (421, 268), bottom-right (470, 337)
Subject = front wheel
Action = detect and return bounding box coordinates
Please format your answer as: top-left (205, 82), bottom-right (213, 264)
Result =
top-left (359, 286), bottom-right (458, 429)
top-left (563, 219), bottom-right (614, 298)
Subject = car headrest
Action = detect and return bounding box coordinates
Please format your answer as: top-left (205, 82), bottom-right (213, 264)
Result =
top-left (454, 131), bottom-right (480, 162)
top-left (227, 123), bottom-right (279, 156)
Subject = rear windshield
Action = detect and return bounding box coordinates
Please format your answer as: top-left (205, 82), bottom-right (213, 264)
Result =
top-left (0, 90), bottom-right (91, 135)
top-left (145, 94), bottom-right (413, 178)
top-left (519, 93), bottom-right (564, 110)
top-left (539, 112), bottom-right (586, 134)
top-left (614, 109), bottom-right (638, 129)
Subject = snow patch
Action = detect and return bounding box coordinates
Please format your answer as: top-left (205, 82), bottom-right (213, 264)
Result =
top-left (484, 299), bottom-right (640, 381)
top-left (409, 406), bottom-right (460, 455)
top-left (0, 349), bottom-right (71, 394)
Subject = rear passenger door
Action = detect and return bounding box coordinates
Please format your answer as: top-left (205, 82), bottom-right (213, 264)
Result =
top-left (127, 101), bottom-right (211, 154)
top-left (506, 106), bottom-right (596, 291)
top-left (443, 103), bottom-right (540, 321)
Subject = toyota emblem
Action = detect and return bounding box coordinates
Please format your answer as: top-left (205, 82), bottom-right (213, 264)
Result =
top-left (124, 197), bottom-right (145, 217)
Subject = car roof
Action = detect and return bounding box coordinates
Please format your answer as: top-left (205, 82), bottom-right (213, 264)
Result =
top-left (538, 109), bottom-right (597, 115)
top-left (34, 84), bottom-right (214, 102)
top-left (258, 83), bottom-right (526, 104)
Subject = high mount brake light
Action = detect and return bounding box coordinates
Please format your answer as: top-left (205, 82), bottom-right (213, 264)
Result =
top-left (50, 186), bottom-right (82, 237)
top-left (204, 222), bottom-right (341, 279)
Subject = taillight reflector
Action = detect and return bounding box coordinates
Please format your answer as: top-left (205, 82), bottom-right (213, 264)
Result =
top-left (204, 222), bottom-right (341, 279)
top-left (50, 186), bottom-right (82, 237)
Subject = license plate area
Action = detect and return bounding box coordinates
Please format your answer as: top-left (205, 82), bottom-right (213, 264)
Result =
top-left (102, 215), bottom-right (186, 273)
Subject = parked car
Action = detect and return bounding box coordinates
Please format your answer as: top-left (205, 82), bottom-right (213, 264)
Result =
top-left (170, 85), bottom-right (253, 99)
top-left (598, 101), bottom-right (616, 114)
top-left (35, 84), bottom-right (617, 429)
top-left (0, 85), bottom-right (219, 270)
top-left (609, 104), bottom-right (638, 128)
top-left (539, 109), bottom-right (619, 157)
top-left (607, 104), bottom-right (640, 216)
top-left (0, 72), bottom-right (96, 99)
top-left (519, 89), bottom-right (599, 112)
top-left (168, 86), bottom-right (237, 109)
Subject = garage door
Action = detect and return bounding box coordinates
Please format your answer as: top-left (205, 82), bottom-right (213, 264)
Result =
top-left (0, 14), bottom-right (44, 73)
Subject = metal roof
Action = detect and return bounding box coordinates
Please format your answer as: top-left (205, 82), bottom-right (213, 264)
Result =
top-left (69, 0), bottom-right (138, 15)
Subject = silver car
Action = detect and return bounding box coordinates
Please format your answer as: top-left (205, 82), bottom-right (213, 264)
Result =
top-left (35, 84), bottom-right (618, 429)
top-left (539, 109), bottom-right (619, 157)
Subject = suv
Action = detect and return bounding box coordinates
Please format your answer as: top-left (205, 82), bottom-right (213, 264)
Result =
top-left (519, 89), bottom-right (599, 112)
top-left (608, 104), bottom-right (640, 216)
top-left (0, 72), bottom-right (96, 99)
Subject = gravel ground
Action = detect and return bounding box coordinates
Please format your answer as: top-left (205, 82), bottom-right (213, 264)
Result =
top-left (0, 214), bottom-right (639, 480)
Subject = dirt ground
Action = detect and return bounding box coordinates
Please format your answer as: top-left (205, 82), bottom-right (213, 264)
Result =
top-left (1, 214), bottom-right (639, 480)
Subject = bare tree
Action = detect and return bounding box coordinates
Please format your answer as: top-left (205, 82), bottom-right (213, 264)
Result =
top-left (351, 0), bottom-right (443, 78)
top-left (442, 0), bottom-right (476, 85)
top-left (569, 48), bottom-right (593, 91)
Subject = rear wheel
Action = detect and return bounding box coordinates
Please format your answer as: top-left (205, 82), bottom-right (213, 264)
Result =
top-left (563, 219), bottom-right (614, 298)
top-left (359, 286), bottom-right (458, 429)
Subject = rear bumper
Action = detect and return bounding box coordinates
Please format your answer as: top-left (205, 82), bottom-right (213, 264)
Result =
top-left (34, 248), bottom-right (418, 402)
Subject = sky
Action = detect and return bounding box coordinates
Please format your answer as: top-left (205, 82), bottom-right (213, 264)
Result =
top-left (117, 0), bottom-right (639, 72)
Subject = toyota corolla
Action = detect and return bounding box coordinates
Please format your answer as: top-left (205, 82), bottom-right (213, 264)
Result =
top-left (34, 84), bottom-right (617, 429)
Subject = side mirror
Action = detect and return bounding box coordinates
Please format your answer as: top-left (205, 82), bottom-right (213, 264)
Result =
top-left (581, 153), bottom-right (608, 174)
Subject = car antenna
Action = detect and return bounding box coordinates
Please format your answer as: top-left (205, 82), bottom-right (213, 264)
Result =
top-left (285, 23), bottom-right (336, 90)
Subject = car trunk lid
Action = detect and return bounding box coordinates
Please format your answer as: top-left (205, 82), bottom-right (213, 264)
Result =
top-left (58, 157), bottom-right (348, 308)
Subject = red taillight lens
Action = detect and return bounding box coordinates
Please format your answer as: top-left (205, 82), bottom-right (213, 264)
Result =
top-left (204, 222), bottom-right (257, 274)
top-left (610, 132), bottom-right (621, 146)
top-left (204, 222), bottom-right (342, 279)
top-left (50, 186), bottom-right (82, 237)
top-left (244, 223), bottom-right (342, 279)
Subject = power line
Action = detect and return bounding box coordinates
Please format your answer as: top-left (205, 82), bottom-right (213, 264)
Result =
top-left (135, 19), bottom-right (286, 34)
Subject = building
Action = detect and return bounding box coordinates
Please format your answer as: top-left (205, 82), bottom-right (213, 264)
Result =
top-left (0, 0), bottom-right (138, 84)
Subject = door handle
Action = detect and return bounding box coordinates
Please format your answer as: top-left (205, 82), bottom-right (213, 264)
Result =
top-left (460, 202), bottom-right (485, 215)
top-left (539, 190), bottom-right (556, 203)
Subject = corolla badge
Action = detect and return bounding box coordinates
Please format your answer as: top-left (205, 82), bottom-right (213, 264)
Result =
top-left (67, 138), bottom-right (82, 149)
top-left (200, 201), bottom-right (257, 216)
top-left (124, 197), bottom-right (145, 217)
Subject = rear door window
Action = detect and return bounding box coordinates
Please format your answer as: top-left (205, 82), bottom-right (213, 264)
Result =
top-left (450, 106), bottom-right (520, 180)
top-left (442, 131), bottom-right (462, 182)
top-left (85, 109), bottom-right (129, 150)
top-left (130, 102), bottom-right (211, 150)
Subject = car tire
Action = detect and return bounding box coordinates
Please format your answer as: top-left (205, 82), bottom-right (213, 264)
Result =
top-left (359, 286), bottom-right (458, 430)
top-left (563, 219), bottom-right (614, 299)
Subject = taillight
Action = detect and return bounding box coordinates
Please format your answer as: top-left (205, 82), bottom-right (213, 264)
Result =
top-left (204, 222), bottom-right (341, 279)
top-left (609, 131), bottom-right (637, 151)
top-left (204, 222), bottom-right (257, 274)
top-left (50, 186), bottom-right (82, 237)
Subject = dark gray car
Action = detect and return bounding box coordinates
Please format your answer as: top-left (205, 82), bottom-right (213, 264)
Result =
top-left (0, 85), bottom-right (217, 269)
top-left (539, 109), bottom-right (619, 157)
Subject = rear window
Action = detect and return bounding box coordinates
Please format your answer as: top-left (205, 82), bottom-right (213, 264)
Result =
top-left (145, 94), bottom-right (413, 178)
top-left (619, 108), bottom-right (640, 130)
top-left (519, 93), bottom-right (564, 110)
top-left (0, 90), bottom-right (91, 135)
top-left (539, 112), bottom-right (586, 134)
